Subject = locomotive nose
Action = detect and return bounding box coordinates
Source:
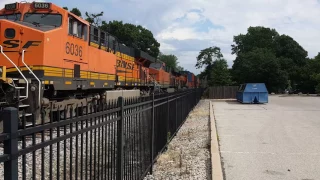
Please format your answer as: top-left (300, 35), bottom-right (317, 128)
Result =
top-left (0, 21), bottom-right (2, 48)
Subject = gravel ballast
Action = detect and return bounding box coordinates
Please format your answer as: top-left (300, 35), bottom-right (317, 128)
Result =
top-left (144, 100), bottom-right (211, 180)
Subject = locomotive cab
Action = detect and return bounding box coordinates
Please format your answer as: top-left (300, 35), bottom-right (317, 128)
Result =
top-left (149, 61), bottom-right (170, 90)
top-left (0, 2), bottom-right (69, 125)
top-left (0, 1), bottom-right (118, 127)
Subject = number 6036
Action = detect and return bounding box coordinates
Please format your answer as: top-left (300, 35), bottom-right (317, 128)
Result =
top-left (66, 42), bottom-right (82, 57)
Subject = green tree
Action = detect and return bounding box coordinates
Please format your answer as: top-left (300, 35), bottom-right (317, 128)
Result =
top-left (63, 7), bottom-right (68, 10)
top-left (209, 59), bottom-right (232, 86)
top-left (316, 84), bottom-right (320, 94)
top-left (231, 26), bottom-right (308, 92)
top-left (75, 11), bottom-right (160, 57)
top-left (232, 48), bottom-right (288, 92)
top-left (196, 46), bottom-right (232, 86)
top-left (231, 26), bottom-right (279, 55)
top-left (70, 8), bottom-right (82, 17)
top-left (176, 65), bottom-right (184, 71)
top-left (85, 11), bottom-right (104, 26)
top-left (100, 20), bottom-right (160, 57)
top-left (274, 35), bottom-right (307, 66)
top-left (302, 54), bottom-right (320, 93)
top-left (196, 46), bottom-right (223, 69)
top-left (158, 53), bottom-right (178, 71)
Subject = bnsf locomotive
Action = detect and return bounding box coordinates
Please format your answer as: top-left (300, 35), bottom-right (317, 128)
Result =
top-left (0, 2), bottom-right (200, 125)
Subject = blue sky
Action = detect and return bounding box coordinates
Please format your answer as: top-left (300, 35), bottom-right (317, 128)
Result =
top-left (2, 0), bottom-right (320, 75)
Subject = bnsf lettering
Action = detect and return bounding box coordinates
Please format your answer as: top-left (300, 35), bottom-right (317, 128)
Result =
top-left (2, 40), bottom-right (41, 49)
top-left (2, 40), bottom-right (19, 48)
top-left (116, 60), bottom-right (134, 70)
top-left (22, 41), bottom-right (41, 48)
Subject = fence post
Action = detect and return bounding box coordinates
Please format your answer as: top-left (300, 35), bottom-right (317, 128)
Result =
top-left (167, 95), bottom-right (170, 141)
top-left (3, 107), bottom-right (19, 180)
top-left (116, 97), bottom-right (124, 180)
top-left (194, 89), bottom-right (197, 106)
top-left (175, 94), bottom-right (178, 131)
top-left (150, 93), bottom-right (155, 173)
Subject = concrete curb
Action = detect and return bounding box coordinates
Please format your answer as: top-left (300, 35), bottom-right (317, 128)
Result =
top-left (209, 101), bottom-right (224, 180)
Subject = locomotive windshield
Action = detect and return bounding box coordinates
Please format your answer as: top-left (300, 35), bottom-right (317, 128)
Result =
top-left (23, 13), bottom-right (62, 27)
top-left (0, 13), bottom-right (21, 21)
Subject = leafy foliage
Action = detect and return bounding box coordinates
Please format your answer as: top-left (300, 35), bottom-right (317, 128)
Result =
top-left (209, 59), bottom-right (232, 86)
top-left (85, 11), bottom-right (104, 26)
top-left (158, 53), bottom-right (178, 71)
top-left (62, 7), bottom-right (82, 17)
top-left (232, 48), bottom-right (288, 92)
top-left (70, 8), bottom-right (82, 17)
top-left (176, 66), bottom-right (185, 71)
top-left (231, 26), bottom-right (279, 55)
top-left (69, 8), bottom-right (160, 57)
top-left (196, 46), bottom-right (232, 86)
top-left (196, 46), bottom-right (223, 69)
top-left (100, 20), bottom-right (160, 57)
top-left (231, 26), bottom-right (309, 93)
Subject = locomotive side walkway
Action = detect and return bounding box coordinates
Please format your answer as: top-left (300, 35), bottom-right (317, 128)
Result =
top-left (212, 96), bottom-right (320, 180)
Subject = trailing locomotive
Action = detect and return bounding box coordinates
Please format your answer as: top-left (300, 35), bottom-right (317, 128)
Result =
top-left (0, 1), bottom-right (199, 125)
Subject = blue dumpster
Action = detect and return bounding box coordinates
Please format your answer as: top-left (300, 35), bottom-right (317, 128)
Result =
top-left (236, 83), bottom-right (268, 104)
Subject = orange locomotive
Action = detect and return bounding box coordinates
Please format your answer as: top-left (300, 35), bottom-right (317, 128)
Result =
top-left (0, 2), bottom-right (199, 124)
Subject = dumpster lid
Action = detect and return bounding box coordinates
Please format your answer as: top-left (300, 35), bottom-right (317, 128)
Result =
top-left (240, 83), bottom-right (268, 93)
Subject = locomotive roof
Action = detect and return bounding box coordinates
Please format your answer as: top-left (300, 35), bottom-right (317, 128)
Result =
top-left (89, 24), bottom-right (156, 63)
top-left (134, 49), bottom-right (156, 63)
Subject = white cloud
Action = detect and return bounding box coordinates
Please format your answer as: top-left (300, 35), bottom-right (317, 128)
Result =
top-left (159, 42), bottom-right (177, 52)
top-left (3, 0), bottom-right (319, 73)
top-left (186, 12), bottom-right (201, 23)
top-left (157, 27), bottom-right (198, 41)
top-left (153, 0), bottom-right (320, 72)
top-left (56, 0), bottom-right (320, 73)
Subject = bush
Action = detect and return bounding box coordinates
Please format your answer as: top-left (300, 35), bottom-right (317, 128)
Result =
top-left (315, 83), bottom-right (320, 94)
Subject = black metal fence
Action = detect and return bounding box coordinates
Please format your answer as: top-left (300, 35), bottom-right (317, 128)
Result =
top-left (0, 88), bottom-right (203, 180)
top-left (208, 86), bottom-right (239, 99)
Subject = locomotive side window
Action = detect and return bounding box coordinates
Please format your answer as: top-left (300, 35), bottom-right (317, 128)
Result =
top-left (72, 21), bottom-right (78, 36)
top-left (83, 26), bottom-right (88, 41)
top-left (68, 16), bottom-right (88, 41)
top-left (89, 26), bottom-right (115, 53)
top-left (101, 32), bottom-right (105, 45)
top-left (77, 23), bottom-right (82, 38)
top-left (93, 28), bottom-right (99, 41)
top-left (68, 18), bottom-right (73, 35)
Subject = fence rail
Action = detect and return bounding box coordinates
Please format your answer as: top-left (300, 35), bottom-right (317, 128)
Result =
top-left (0, 88), bottom-right (203, 180)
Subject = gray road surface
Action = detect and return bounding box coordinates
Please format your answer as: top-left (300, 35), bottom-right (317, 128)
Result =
top-left (212, 96), bottom-right (320, 180)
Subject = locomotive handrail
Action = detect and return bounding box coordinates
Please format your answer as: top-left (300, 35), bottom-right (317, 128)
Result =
top-left (0, 45), bottom-right (29, 101)
top-left (22, 50), bottom-right (41, 107)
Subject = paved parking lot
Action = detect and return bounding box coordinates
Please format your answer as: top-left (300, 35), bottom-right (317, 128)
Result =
top-left (212, 95), bottom-right (320, 180)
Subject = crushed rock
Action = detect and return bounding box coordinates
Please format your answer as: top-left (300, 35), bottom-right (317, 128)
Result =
top-left (144, 100), bottom-right (211, 180)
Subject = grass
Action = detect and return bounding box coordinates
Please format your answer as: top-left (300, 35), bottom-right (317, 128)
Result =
top-left (188, 108), bottom-right (209, 119)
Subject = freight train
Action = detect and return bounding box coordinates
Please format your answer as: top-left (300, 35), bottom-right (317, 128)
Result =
top-left (0, 2), bottom-right (200, 125)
